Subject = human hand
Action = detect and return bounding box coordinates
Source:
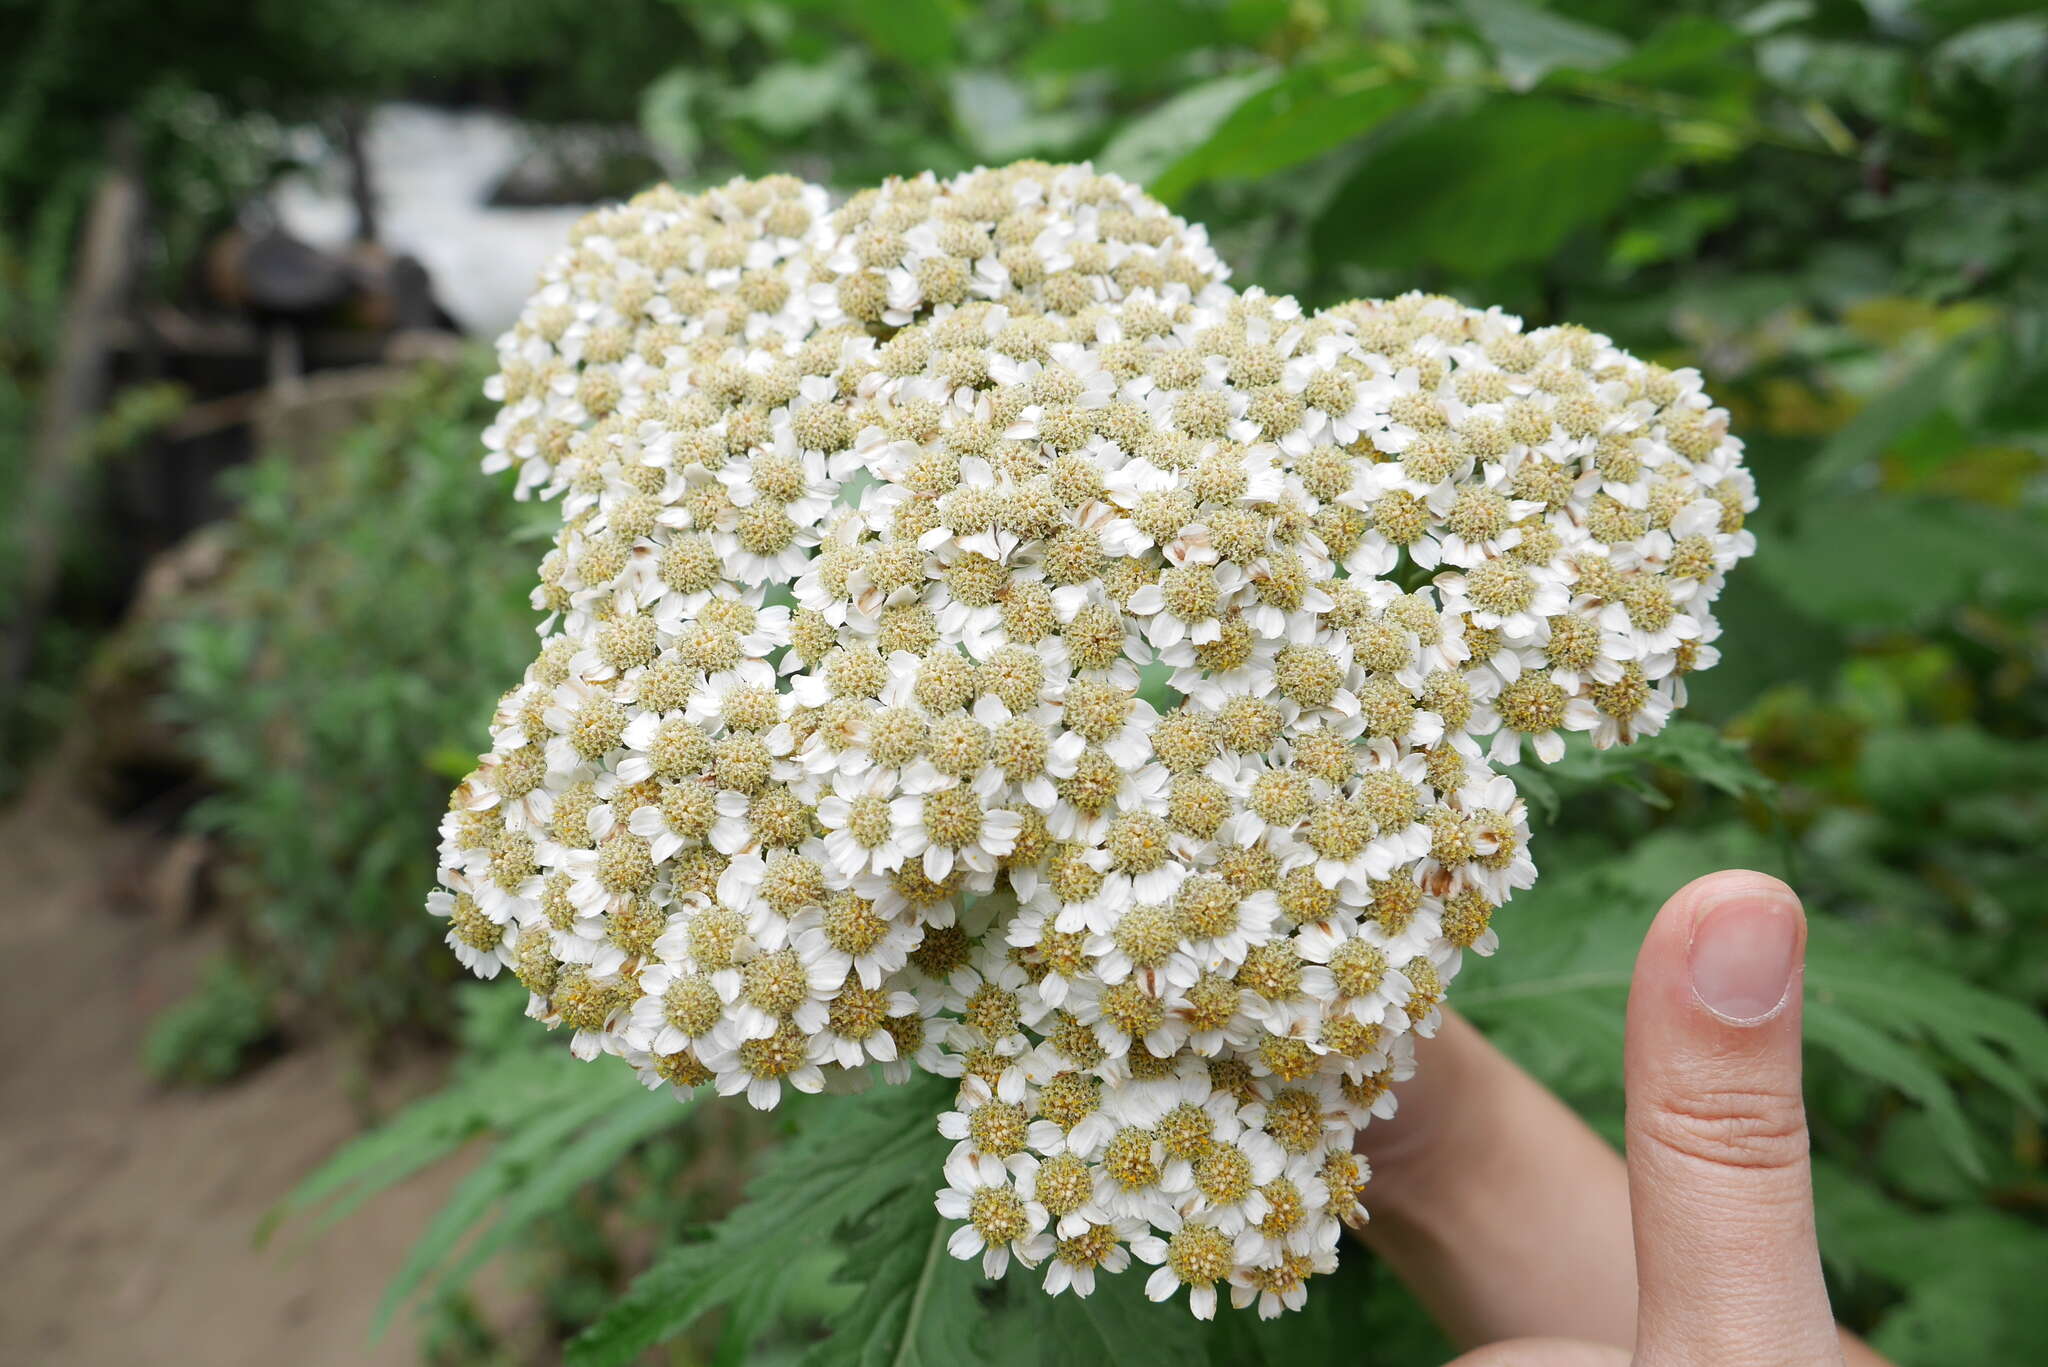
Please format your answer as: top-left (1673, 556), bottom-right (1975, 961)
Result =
top-left (1355, 870), bottom-right (1893, 1366)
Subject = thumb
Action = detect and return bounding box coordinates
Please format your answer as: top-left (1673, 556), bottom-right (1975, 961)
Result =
top-left (1624, 870), bottom-right (1842, 1367)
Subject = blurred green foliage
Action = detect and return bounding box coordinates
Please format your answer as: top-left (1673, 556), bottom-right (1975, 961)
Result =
top-left (141, 953), bottom-right (278, 1086)
top-left (158, 359), bottom-right (547, 1035)
top-left (11, 0), bottom-right (2042, 1361)
top-left (0, 0), bottom-right (699, 791)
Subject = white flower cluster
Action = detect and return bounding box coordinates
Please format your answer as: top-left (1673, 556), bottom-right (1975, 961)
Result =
top-left (430, 162), bottom-right (1755, 1319)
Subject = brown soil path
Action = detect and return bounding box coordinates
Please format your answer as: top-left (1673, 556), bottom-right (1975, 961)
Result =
top-left (0, 774), bottom-right (469, 1366)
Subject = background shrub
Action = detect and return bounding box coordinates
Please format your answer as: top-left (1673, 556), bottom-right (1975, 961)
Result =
top-left (158, 359), bottom-right (549, 1035)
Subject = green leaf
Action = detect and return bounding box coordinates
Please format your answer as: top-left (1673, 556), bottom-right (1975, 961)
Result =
top-left (1808, 922), bottom-right (2048, 1100)
top-left (640, 68), bottom-right (703, 167)
top-left (370, 1074), bottom-right (686, 1335)
top-left (1314, 98), bottom-right (1663, 275)
top-left (269, 984), bottom-right (691, 1337)
top-left (1148, 62), bottom-right (1423, 203)
top-left (1800, 337), bottom-right (1978, 492)
top-left (1857, 726), bottom-right (2048, 814)
top-left (1755, 36), bottom-right (1913, 123)
top-left (1868, 1212), bottom-right (2048, 1366)
top-left (1097, 70), bottom-right (1280, 190)
top-left (1024, 0), bottom-right (1230, 76)
top-left (372, 1088), bottom-right (608, 1333)
top-left (1457, 0), bottom-right (1630, 91)
top-left (569, 1080), bottom-right (958, 1367)
top-left (1934, 16), bottom-right (2048, 98)
top-left (1596, 15), bottom-right (1748, 86)
top-left (271, 997), bottom-right (599, 1237)
top-left (1523, 725), bottom-right (1777, 811)
top-left (1759, 496), bottom-right (2048, 628)
top-left (1607, 191), bottom-right (1738, 271)
top-left (1737, 0), bottom-right (1813, 38)
top-left (1065, 1283), bottom-right (1209, 1360)
top-left (840, 0), bottom-right (958, 68)
top-left (429, 1088), bottom-right (686, 1301)
top-left (1817, 1169), bottom-right (2048, 1367)
top-left (800, 1206), bottom-right (986, 1367)
top-left (983, 1267), bottom-right (1209, 1367)
top-left (724, 55), bottom-right (867, 139)
top-left (1802, 999), bottom-right (1983, 1179)
top-left (949, 71), bottom-right (1097, 162)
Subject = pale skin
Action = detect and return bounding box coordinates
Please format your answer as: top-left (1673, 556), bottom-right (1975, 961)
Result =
top-left (1356, 869), bottom-right (1896, 1367)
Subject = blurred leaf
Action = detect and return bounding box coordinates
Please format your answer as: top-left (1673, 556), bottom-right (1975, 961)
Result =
top-left (426, 744), bottom-right (478, 781)
top-left (950, 71), bottom-right (1096, 162)
top-left (723, 55), bottom-right (866, 138)
top-left (1801, 336), bottom-right (1979, 492)
top-left (1876, 1108), bottom-right (1985, 1206)
top-left (1597, 15), bottom-right (1748, 86)
top-left (1314, 98), bottom-right (1663, 275)
top-left (1098, 69), bottom-right (1279, 188)
top-left (272, 985), bottom-right (685, 1334)
top-left (1759, 495), bottom-right (2048, 628)
top-left (1754, 35), bottom-right (1914, 122)
top-left (1737, 0), bottom-right (1814, 38)
top-left (640, 68), bottom-right (702, 167)
top-left (1933, 15), bottom-right (2048, 97)
top-left (1608, 191), bottom-right (1737, 271)
top-left (1148, 62), bottom-right (1422, 202)
top-left (839, 0), bottom-right (959, 68)
top-left (1868, 1211), bottom-right (2048, 1367)
top-left (1456, 0), bottom-right (1629, 91)
top-left (1221, 0), bottom-right (1292, 45)
top-left (141, 955), bottom-right (274, 1086)
top-left (1024, 0), bottom-right (1229, 76)
top-left (1857, 726), bottom-right (2048, 815)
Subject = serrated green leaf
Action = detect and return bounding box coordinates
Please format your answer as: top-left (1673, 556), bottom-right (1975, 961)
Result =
top-left (797, 1087), bottom-right (988, 1367)
top-left (1314, 98), bottom-right (1663, 275)
top-left (802, 1217), bottom-right (986, 1367)
top-left (1807, 921), bottom-right (2048, 1096)
top-left (569, 1080), bottom-right (956, 1367)
top-left (1539, 721), bottom-right (1774, 806)
top-left (1803, 999), bottom-right (1983, 1179)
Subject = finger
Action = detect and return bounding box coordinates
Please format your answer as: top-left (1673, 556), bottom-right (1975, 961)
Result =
top-left (1624, 869), bottom-right (1841, 1366)
top-left (1445, 1340), bottom-right (1631, 1367)
top-left (1356, 1013), bottom-right (1637, 1351)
